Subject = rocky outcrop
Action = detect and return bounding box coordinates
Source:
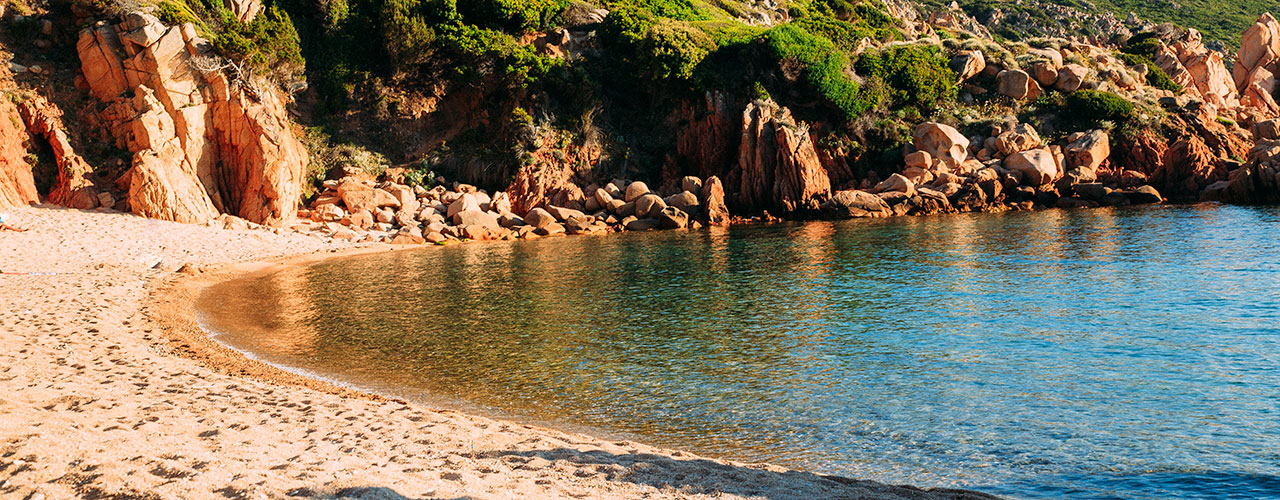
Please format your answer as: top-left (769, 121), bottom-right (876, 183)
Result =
top-left (75, 12), bottom-right (306, 226)
top-left (1233, 14), bottom-right (1280, 119)
top-left (736, 100), bottom-right (830, 213)
top-left (1151, 30), bottom-right (1240, 114)
top-left (0, 99), bottom-right (38, 209)
top-left (17, 96), bottom-right (99, 210)
top-left (225, 0), bottom-right (263, 23)
top-left (505, 162), bottom-right (587, 214)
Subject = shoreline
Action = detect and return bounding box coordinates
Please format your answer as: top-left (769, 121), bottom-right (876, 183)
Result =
top-left (0, 204), bottom-right (1001, 500)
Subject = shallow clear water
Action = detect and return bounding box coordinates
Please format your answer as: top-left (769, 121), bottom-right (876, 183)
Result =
top-left (200, 205), bottom-right (1280, 499)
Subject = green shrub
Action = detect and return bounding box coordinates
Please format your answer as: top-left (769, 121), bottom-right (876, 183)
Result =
top-left (380, 0), bottom-right (445, 67)
top-left (210, 5), bottom-right (305, 79)
top-left (156, 1), bottom-right (202, 28)
top-left (629, 0), bottom-right (707, 21)
top-left (1121, 32), bottom-right (1162, 57)
top-left (791, 16), bottom-right (866, 50)
top-left (460, 0), bottom-right (569, 32)
top-left (1116, 52), bottom-right (1182, 93)
top-left (855, 44), bottom-right (956, 111)
top-left (639, 19), bottom-right (715, 79)
top-left (601, 5), bottom-right (656, 50)
top-left (763, 24), bottom-right (880, 117)
top-left (1066, 90), bottom-right (1135, 121)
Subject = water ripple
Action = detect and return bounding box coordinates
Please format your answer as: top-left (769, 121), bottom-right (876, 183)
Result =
top-left (200, 205), bottom-right (1280, 500)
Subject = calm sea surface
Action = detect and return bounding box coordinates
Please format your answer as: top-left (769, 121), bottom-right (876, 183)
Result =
top-left (199, 205), bottom-right (1280, 499)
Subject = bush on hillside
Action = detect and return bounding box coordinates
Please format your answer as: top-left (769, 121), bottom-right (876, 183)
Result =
top-left (210, 5), bottom-right (305, 81)
top-left (631, 0), bottom-right (706, 21)
top-left (1067, 90), bottom-right (1134, 121)
top-left (639, 19), bottom-right (716, 80)
top-left (764, 24), bottom-right (881, 117)
top-left (459, 0), bottom-right (569, 32)
top-left (1116, 52), bottom-right (1182, 93)
top-left (855, 44), bottom-right (956, 111)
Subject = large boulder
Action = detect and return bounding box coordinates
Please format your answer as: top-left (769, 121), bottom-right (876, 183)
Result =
top-left (951, 51), bottom-right (985, 82)
top-left (635, 193), bottom-right (667, 218)
top-left (546, 205), bottom-right (585, 222)
top-left (341, 180), bottom-right (401, 214)
top-left (523, 207), bottom-right (557, 228)
top-left (821, 190), bottom-right (891, 218)
top-left (452, 209), bottom-right (499, 230)
top-left (997, 69), bottom-right (1040, 99)
top-left (1004, 149), bottom-right (1059, 185)
top-left (1065, 130), bottom-right (1110, 171)
top-left (913, 122), bottom-right (970, 170)
top-left (624, 181), bottom-right (649, 202)
top-left (873, 173), bottom-right (916, 197)
top-left (994, 123), bottom-right (1041, 156)
top-left (1055, 64), bottom-right (1088, 92)
top-left (700, 175), bottom-right (730, 226)
top-left (657, 206), bottom-right (689, 229)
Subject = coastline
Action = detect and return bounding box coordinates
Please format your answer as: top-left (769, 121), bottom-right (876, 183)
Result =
top-left (0, 204), bottom-right (1001, 500)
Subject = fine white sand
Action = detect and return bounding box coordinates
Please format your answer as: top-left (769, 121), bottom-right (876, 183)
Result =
top-left (0, 204), bottom-right (1000, 500)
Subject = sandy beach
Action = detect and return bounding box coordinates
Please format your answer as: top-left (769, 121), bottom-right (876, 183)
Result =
top-left (0, 204), bottom-right (998, 500)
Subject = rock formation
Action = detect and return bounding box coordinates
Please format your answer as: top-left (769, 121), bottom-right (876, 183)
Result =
top-left (736, 100), bottom-right (830, 213)
top-left (0, 99), bottom-right (38, 209)
top-left (1233, 14), bottom-right (1280, 119)
top-left (17, 95), bottom-right (99, 210)
top-left (75, 12), bottom-right (306, 226)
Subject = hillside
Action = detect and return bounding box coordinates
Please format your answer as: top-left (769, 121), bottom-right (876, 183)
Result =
top-left (929, 0), bottom-right (1280, 48)
top-left (5, 0), bottom-right (1280, 235)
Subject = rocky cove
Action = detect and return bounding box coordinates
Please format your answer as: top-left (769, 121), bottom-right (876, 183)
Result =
top-left (7, 8), bottom-right (1280, 241)
top-left (4, 1), bottom-right (1280, 498)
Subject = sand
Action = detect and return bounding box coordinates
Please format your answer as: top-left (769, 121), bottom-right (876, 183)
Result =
top-left (0, 204), bottom-right (1000, 500)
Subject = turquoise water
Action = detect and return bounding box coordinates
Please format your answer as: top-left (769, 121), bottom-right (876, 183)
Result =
top-left (200, 205), bottom-right (1280, 499)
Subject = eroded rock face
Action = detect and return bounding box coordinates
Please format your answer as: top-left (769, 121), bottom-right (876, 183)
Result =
top-left (0, 100), bottom-right (38, 209)
top-left (76, 13), bottom-right (306, 226)
top-left (1158, 136), bottom-right (1224, 197)
top-left (673, 92), bottom-right (741, 182)
top-left (17, 95), bottom-right (98, 210)
top-left (736, 100), bottom-right (830, 213)
top-left (700, 175), bottom-right (729, 225)
top-left (506, 162), bottom-right (587, 214)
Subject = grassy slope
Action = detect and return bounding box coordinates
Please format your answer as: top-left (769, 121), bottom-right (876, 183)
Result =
top-left (1092, 0), bottom-right (1276, 47)
top-left (927, 0), bottom-right (1278, 47)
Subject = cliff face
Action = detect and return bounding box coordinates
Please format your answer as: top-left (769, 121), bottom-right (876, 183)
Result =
top-left (76, 12), bottom-right (305, 226)
top-left (0, 99), bottom-right (38, 209)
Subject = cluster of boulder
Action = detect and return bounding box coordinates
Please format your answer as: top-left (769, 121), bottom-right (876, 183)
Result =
top-left (295, 174), bottom-right (732, 245)
top-left (821, 121), bottom-right (1162, 218)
